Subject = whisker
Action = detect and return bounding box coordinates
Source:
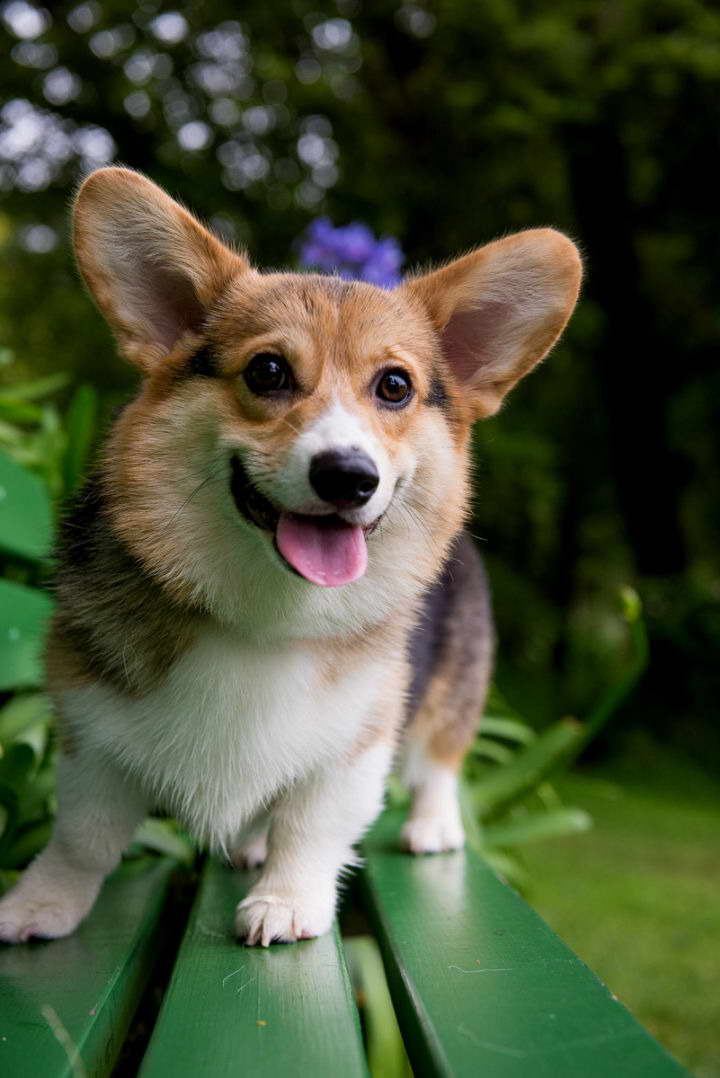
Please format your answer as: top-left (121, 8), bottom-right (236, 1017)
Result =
top-left (279, 416), bottom-right (302, 437)
top-left (165, 464), bottom-right (227, 527)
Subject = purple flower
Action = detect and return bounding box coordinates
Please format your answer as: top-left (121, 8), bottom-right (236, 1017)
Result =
top-left (298, 217), bottom-right (404, 288)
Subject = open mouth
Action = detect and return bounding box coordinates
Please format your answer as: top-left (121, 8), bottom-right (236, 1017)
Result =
top-left (230, 455), bottom-right (376, 587)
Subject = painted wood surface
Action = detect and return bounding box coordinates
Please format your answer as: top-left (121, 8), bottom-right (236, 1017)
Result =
top-left (361, 809), bottom-right (688, 1078)
top-left (0, 856), bottom-right (177, 1077)
top-left (140, 858), bottom-right (368, 1077)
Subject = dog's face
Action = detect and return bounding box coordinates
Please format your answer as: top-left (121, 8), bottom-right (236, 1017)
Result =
top-left (200, 272), bottom-right (454, 590)
top-left (73, 169), bottom-right (581, 635)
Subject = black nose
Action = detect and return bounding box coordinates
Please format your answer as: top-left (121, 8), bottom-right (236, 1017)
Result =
top-left (309, 449), bottom-right (380, 509)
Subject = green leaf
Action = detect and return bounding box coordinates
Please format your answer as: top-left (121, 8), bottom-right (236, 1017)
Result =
top-left (2, 820), bottom-right (53, 868)
top-left (0, 693), bottom-right (52, 744)
top-left (0, 399), bottom-right (44, 425)
top-left (0, 418), bottom-right (27, 445)
top-left (0, 373), bottom-right (70, 402)
top-left (133, 818), bottom-right (195, 865)
top-left (480, 715), bottom-right (536, 743)
top-left (481, 848), bottom-right (529, 890)
top-left (15, 756), bottom-right (56, 822)
top-left (0, 579), bottom-right (54, 691)
top-left (12, 718), bottom-right (49, 760)
top-left (484, 808), bottom-right (593, 848)
top-left (471, 736), bottom-right (515, 764)
top-left (0, 870), bottom-right (20, 893)
top-left (62, 383), bottom-right (98, 494)
top-left (0, 744), bottom-right (37, 822)
top-left (0, 742), bottom-right (37, 785)
top-left (473, 717), bottom-right (586, 820)
top-left (0, 448), bottom-right (53, 560)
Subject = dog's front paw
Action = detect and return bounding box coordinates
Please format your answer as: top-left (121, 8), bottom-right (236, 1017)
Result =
top-left (401, 811), bottom-right (465, 855)
top-left (0, 887), bottom-right (91, 943)
top-left (235, 889), bottom-right (334, 947)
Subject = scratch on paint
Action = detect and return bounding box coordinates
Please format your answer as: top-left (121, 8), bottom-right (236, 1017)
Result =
top-left (457, 1025), bottom-right (527, 1058)
top-left (222, 966), bottom-right (246, 988)
top-left (198, 921), bottom-right (227, 940)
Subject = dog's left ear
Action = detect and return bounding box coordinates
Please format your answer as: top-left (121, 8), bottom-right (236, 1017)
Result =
top-left (405, 229), bottom-right (582, 419)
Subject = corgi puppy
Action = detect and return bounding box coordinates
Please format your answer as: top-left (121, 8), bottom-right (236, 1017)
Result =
top-left (0, 169), bottom-right (580, 946)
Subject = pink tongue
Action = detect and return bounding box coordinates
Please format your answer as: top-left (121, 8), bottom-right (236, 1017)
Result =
top-left (276, 513), bottom-right (368, 587)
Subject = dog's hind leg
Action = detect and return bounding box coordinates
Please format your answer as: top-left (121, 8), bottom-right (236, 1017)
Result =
top-left (400, 530), bottom-right (493, 854)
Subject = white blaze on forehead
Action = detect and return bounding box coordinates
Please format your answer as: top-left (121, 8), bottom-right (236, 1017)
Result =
top-left (302, 401), bottom-right (381, 459)
top-left (274, 400), bottom-right (394, 517)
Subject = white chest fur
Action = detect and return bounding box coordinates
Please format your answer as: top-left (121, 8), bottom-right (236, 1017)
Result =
top-left (62, 625), bottom-right (384, 850)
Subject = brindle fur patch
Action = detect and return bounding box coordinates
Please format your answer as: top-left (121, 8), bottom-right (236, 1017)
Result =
top-left (50, 471), bottom-right (200, 697)
top-left (405, 530), bottom-right (494, 769)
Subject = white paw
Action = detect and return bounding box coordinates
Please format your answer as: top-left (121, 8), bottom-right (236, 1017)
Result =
top-left (0, 888), bottom-right (90, 943)
top-left (235, 889), bottom-right (334, 947)
top-left (401, 812), bottom-right (465, 855)
top-left (230, 830), bottom-right (269, 870)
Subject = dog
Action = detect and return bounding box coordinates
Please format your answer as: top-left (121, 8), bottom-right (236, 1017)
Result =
top-left (0, 168), bottom-right (580, 946)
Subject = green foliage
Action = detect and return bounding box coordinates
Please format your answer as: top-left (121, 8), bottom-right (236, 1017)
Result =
top-left (0, 450), bottom-right (53, 562)
top-left (458, 590), bottom-right (648, 887)
top-left (0, 692), bottom-right (55, 888)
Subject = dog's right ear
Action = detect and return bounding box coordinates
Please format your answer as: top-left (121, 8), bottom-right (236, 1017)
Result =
top-left (73, 167), bottom-right (249, 370)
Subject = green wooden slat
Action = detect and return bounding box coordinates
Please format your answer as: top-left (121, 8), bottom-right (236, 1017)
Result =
top-left (140, 857), bottom-right (368, 1078)
top-left (362, 809), bottom-right (688, 1078)
top-left (0, 856), bottom-right (177, 1078)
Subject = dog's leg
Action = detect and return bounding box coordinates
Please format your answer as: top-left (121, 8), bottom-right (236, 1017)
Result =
top-left (399, 739), bottom-right (465, 854)
top-left (236, 739), bottom-right (393, 946)
top-left (0, 752), bottom-right (145, 943)
top-left (402, 532), bottom-right (492, 854)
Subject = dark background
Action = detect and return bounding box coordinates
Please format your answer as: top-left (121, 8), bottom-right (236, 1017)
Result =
top-left (1, 0), bottom-right (718, 767)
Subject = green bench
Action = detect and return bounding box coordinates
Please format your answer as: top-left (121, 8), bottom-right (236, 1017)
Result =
top-left (0, 809), bottom-right (687, 1077)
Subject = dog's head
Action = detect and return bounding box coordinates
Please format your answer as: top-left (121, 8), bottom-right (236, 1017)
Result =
top-left (73, 168), bottom-right (580, 634)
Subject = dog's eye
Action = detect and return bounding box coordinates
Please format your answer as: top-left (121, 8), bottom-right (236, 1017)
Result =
top-left (375, 369), bottom-right (413, 407)
top-left (243, 353), bottom-right (293, 395)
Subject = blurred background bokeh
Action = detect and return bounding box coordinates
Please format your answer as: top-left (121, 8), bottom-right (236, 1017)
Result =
top-left (0, 1), bottom-right (718, 1073)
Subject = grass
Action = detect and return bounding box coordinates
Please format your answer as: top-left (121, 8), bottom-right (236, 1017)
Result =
top-left (522, 737), bottom-right (720, 1078)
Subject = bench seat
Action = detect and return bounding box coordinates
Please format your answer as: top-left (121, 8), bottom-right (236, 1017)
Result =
top-left (0, 811), bottom-right (687, 1076)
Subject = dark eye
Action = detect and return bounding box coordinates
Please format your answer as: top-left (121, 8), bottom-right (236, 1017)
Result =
top-left (243, 353), bottom-right (293, 395)
top-left (375, 368), bottom-right (413, 407)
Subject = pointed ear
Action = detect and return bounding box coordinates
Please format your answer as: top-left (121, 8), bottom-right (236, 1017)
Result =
top-left (405, 229), bottom-right (582, 419)
top-left (73, 167), bottom-right (248, 369)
